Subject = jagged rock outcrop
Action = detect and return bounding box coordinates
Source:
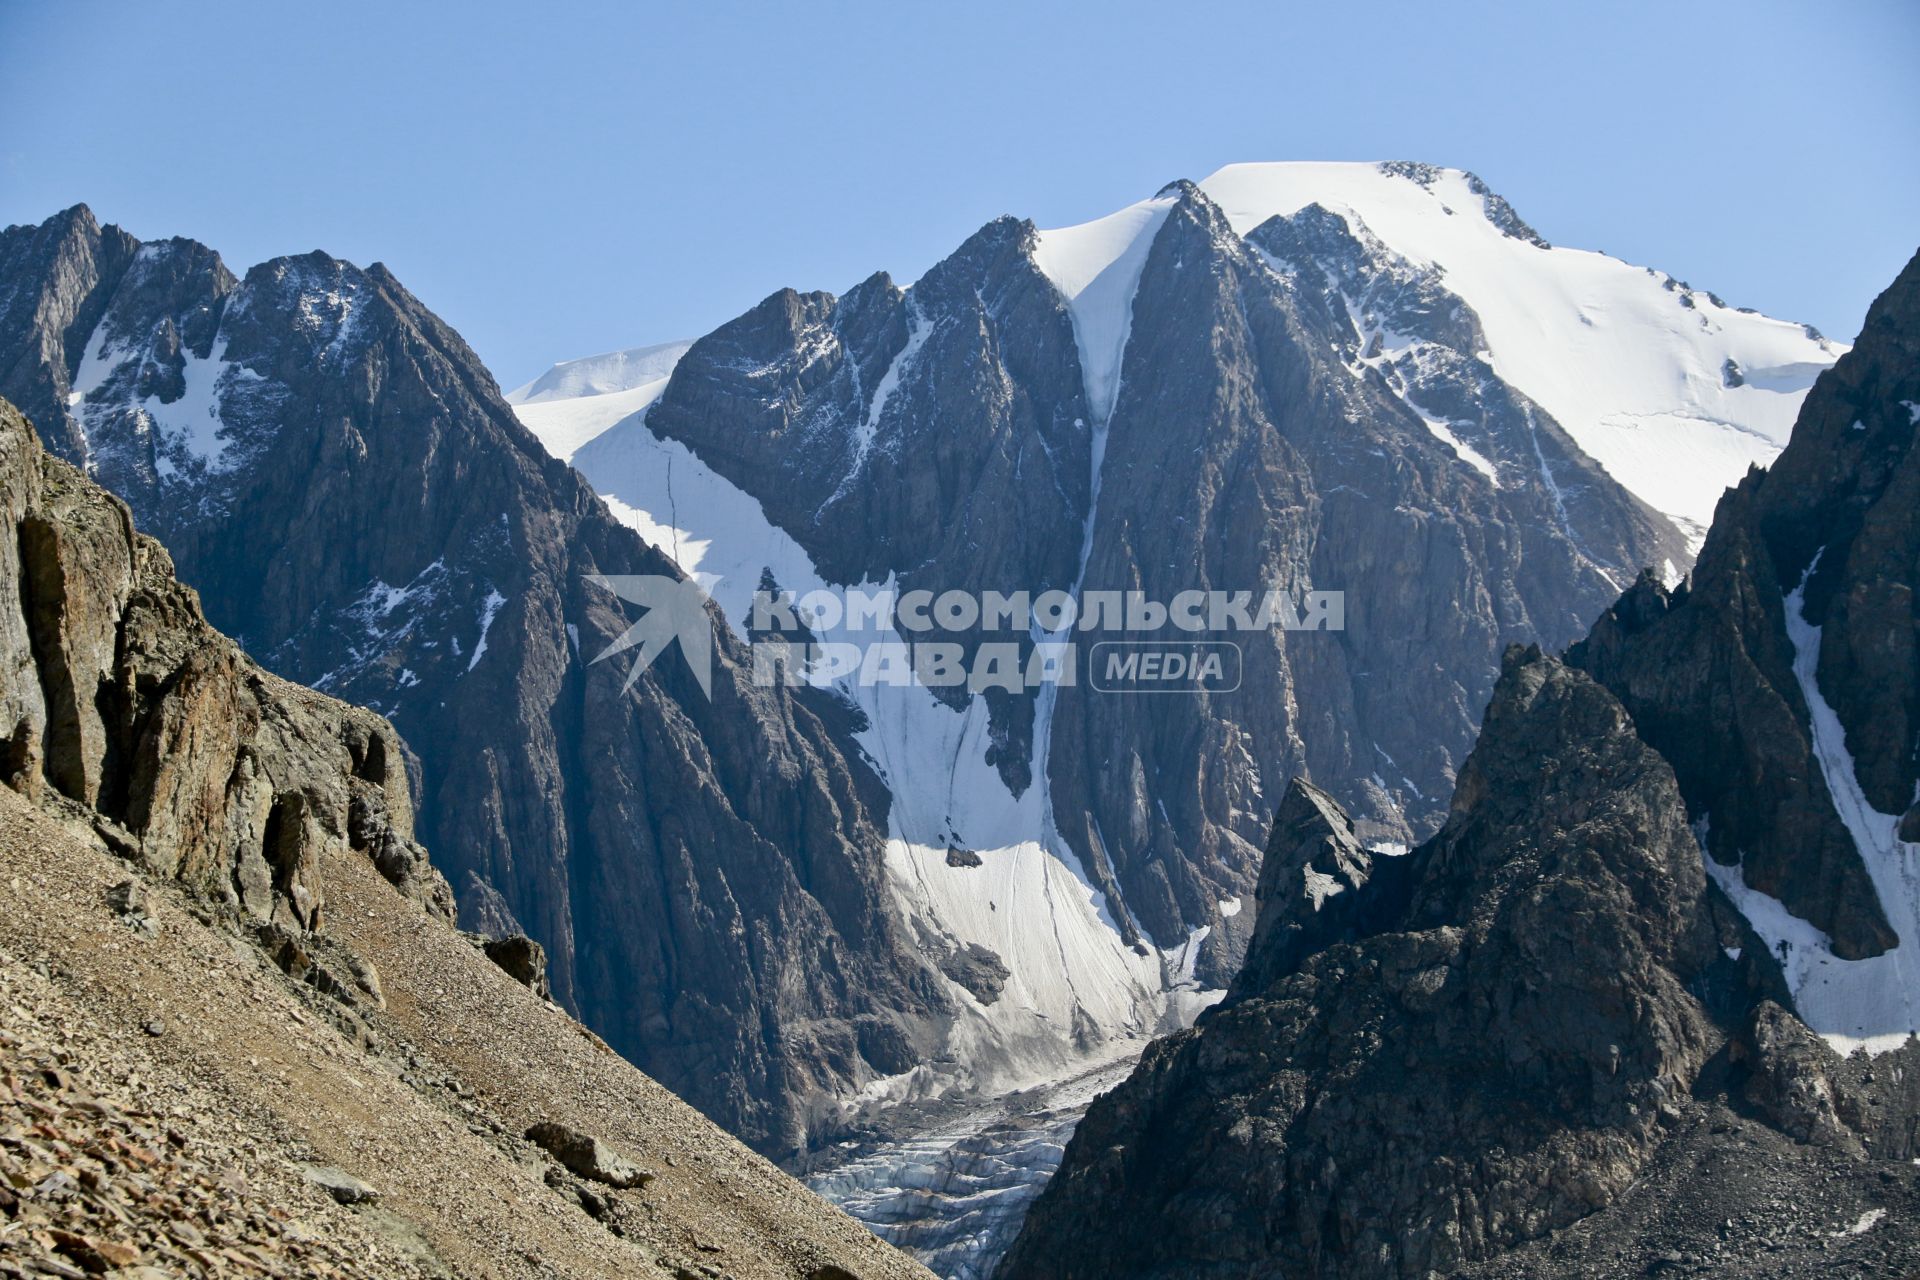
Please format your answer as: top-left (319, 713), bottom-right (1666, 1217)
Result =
top-left (483, 931), bottom-right (552, 999)
top-left (1000, 251), bottom-right (1920, 1279)
top-left (1002, 647), bottom-right (1736, 1278)
top-left (525, 1121), bottom-right (656, 1189)
top-left (0, 394), bottom-right (450, 925)
top-left (1737, 1001), bottom-right (1861, 1151)
top-left (0, 208), bottom-right (952, 1157)
top-left (1233, 777), bottom-right (1387, 994)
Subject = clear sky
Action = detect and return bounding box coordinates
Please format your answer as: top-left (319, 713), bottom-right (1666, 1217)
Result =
top-left (2, 0), bottom-right (1915, 388)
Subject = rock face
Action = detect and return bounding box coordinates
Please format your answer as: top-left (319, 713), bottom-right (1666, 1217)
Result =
top-left (0, 207), bottom-right (953, 1158)
top-left (0, 394), bottom-right (450, 927)
top-left (999, 251), bottom-right (1920, 1278)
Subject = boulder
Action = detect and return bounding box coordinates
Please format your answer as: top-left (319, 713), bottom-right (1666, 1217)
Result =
top-left (525, 1122), bottom-right (653, 1190)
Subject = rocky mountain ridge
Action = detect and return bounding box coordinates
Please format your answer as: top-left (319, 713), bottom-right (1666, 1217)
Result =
top-left (498, 165), bottom-right (1840, 1270)
top-left (0, 170), bottom-right (1854, 1277)
top-left (567, 166), bottom-right (1705, 1024)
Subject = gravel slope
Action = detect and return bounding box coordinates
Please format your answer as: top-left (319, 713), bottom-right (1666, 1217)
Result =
top-left (0, 786), bottom-right (931, 1280)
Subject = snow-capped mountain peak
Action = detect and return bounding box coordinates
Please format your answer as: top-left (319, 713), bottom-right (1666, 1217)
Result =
top-left (1198, 161), bottom-right (1842, 538)
top-left (506, 338), bottom-right (693, 402)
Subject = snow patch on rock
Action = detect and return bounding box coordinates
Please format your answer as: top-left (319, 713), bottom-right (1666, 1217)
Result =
top-left (1708, 556), bottom-right (1920, 1056)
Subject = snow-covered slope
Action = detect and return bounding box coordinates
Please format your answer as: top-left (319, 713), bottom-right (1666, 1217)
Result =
top-left (1196, 162), bottom-right (1841, 539)
top-left (1031, 187), bottom-right (1179, 426)
top-left (507, 339), bottom-right (691, 402)
top-left (505, 340), bottom-right (691, 461)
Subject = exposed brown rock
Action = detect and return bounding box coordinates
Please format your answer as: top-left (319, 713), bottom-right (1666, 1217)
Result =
top-left (483, 933), bottom-right (551, 1000)
top-left (526, 1122), bottom-right (655, 1190)
top-left (0, 396), bottom-right (452, 927)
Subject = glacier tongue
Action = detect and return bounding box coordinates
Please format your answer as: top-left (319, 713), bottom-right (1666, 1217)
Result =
top-left (804, 1054), bottom-right (1137, 1280)
top-left (1199, 161), bottom-right (1841, 536)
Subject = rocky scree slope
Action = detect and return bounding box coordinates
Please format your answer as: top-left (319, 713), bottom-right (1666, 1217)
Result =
top-left (0, 208), bottom-right (953, 1158)
top-left (0, 393), bottom-right (932, 1279)
top-left (997, 251), bottom-right (1920, 1278)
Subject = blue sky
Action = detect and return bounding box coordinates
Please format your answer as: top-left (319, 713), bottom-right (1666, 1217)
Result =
top-left (2, 0), bottom-right (1915, 386)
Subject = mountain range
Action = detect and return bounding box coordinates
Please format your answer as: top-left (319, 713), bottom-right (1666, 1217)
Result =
top-left (508, 162), bottom-right (1836, 1103)
top-left (0, 161), bottom-right (1890, 1279)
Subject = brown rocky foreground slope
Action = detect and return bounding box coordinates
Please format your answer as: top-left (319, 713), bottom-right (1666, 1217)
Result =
top-left (0, 394), bottom-right (928, 1280)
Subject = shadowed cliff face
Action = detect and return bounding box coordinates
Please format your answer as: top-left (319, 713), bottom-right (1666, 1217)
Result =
top-left (0, 209), bottom-right (954, 1158)
top-left (999, 251), bottom-right (1920, 1279)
